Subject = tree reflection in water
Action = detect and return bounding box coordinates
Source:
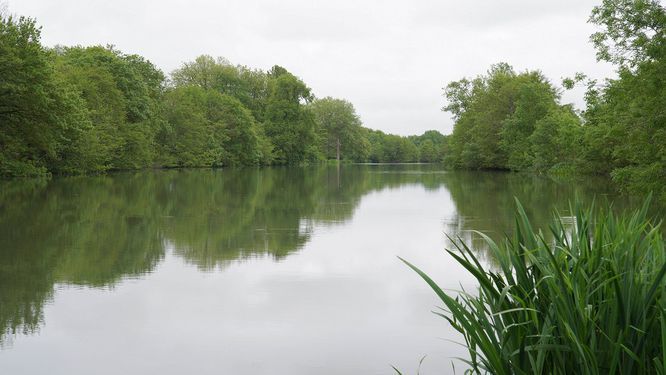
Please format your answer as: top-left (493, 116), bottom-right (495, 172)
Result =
top-left (0, 165), bottom-right (633, 345)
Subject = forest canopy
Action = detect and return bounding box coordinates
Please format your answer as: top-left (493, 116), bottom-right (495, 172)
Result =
top-left (441, 0), bottom-right (665, 199)
top-left (1, 0), bottom-right (665, 200)
top-left (0, 14), bottom-right (442, 177)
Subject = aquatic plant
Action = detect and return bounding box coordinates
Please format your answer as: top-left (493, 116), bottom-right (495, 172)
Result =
top-left (403, 198), bottom-right (666, 374)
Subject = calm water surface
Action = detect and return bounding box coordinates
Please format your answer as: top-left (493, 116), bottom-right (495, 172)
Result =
top-left (0, 165), bottom-right (645, 374)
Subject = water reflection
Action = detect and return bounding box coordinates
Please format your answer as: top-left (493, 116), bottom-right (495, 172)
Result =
top-left (0, 165), bottom-right (635, 358)
top-left (439, 171), bottom-right (635, 255)
top-left (0, 165), bottom-right (449, 343)
top-left (0, 174), bottom-right (165, 345)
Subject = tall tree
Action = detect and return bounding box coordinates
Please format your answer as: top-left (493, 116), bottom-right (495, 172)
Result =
top-left (171, 55), bottom-right (271, 123)
top-left (410, 130), bottom-right (447, 163)
top-left (310, 97), bottom-right (366, 162)
top-left (529, 106), bottom-right (582, 173)
top-left (159, 86), bottom-right (228, 167)
top-left (590, 0), bottom-right (665, 70)
top-left (170, 55), bottom-right (230, 90)
top-left (0, 14), bottom-right (90, 176)
top-left (263, 66), bottom-right (318, 164)
top-left (583, 0), bottom-right (666, 198)
top-left (443, 63), bottom-right (575, 171)
top-left (55, 45), bottom-right (165, 170)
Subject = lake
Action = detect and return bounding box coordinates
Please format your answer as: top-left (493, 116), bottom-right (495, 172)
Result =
top-left (0, 165), bottom-right (641, 374)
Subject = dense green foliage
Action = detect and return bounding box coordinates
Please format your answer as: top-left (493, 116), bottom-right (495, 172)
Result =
top-left (263, 66), bottom-right (319, 164)
top-left (54, 45), bottom-right (165, 172)
top-left (583, 0), bottom-right (666, 199)
top-left (0, 16), bottom-right (90, 176)
top-left (159, 86), bottom-right (270, 167)
top-left (310, 97), bottom-right (368, 162)
top-left (366, 128), bottom-right (447, 163)
top-left (0, 11), bottom-right (438, 176)
top-left (404, 199), bottom-right (666, 374)
top-left (443, 0), bottom-right (666, 199)
top-left (410, 130), bottom-right (448, 163)
top-left (444, 63), bottom-right (577, 172)
top-left (0, 14), bottom-right (165, 176)
top-left (3, 0), bottom-right (663, 198)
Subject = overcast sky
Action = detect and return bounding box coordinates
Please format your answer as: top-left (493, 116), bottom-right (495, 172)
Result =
top-left (9, 0), bottom-right (616, 135)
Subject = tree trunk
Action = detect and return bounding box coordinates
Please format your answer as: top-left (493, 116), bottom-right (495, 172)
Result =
top-left (336, 138), bottom-right (340, 163)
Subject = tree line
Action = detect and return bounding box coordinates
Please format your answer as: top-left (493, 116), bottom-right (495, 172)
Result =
top-left (442, 0), bottom-right (665, 199)
top-left (0, 12), bottom-right (446, 178)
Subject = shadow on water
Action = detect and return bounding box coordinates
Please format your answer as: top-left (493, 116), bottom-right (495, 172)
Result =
top-left (0, 165), bottom-right (649, 345)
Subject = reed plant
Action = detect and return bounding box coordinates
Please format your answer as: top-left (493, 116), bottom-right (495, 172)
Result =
top-left (402, 198), bottom-right (666, 374)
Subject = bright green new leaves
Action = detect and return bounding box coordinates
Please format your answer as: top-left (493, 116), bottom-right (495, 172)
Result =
top-left (411, 130), bottom-right (448, 163)
top-left (213, 94), bottom-right (271, 166)
top-left (160, 86), bottom-right (228, 167)
top-left (499, 71), bottom-right (559, 170)
top-left (584, 0), bottom-right (666, 199)
top-left (365, 129), bottom-right (448, 164)
top-left (264, 68), bottom-right (318, 164)
top-left (366, 129), bottom-right (419, 163)
top-left (171, 55), bottom-right (229, 90)
top-left (444, 63), bottom-right (571, 171)
top-left (54, 46), bottom-right (165, 171)
top-left (1, 10), bottom-right (444, 176)
top-left (159, 86), bottom-right (270, 167)
top-left (0, 15), bottom-right (90, 176)
top-left (171, 55), bottom-right (271, 123)
top-left (441, 0), bottom-right (666, 200)
top-left (530, 106), bottom-right (583, 173)
top-left (590, 0), bottom-right (665, 70)
top-left (583, 59), bottom-right (666, 199)
top-left (171, 58), bottom-right (324, 167)
top-left (310, 97), bottom-right (368, 162)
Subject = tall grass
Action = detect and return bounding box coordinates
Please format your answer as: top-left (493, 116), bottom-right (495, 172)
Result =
top-left (402, 198), bottom-right (666, 374)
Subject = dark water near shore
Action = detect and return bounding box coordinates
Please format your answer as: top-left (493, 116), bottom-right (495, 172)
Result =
top-left (0, 165), bottom-right (648, 374)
